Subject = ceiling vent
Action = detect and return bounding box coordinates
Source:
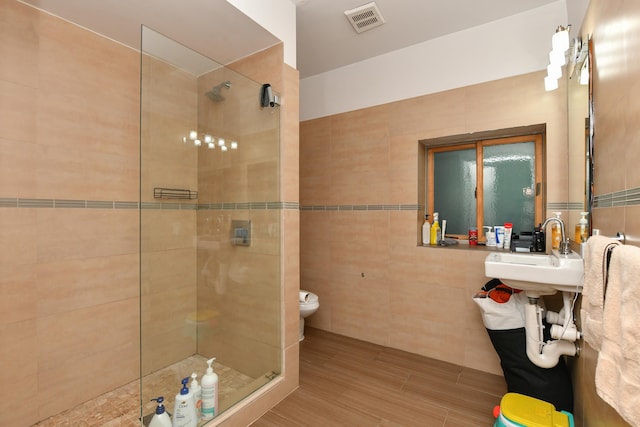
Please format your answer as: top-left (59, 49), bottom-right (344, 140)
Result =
top-left (344, 2), bottom-right (385, 34)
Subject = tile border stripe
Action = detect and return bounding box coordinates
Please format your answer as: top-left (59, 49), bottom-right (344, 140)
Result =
top-left (0, 198), bottom-right (300, 211)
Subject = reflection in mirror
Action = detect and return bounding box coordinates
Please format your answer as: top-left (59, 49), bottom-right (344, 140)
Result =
top-left (567, 36), bottom-right (591, 240)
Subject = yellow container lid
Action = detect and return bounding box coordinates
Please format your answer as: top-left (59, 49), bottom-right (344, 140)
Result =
top-left (500, 393), bottom-right (571, 427)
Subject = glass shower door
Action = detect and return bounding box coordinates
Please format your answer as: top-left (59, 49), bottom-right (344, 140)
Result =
top-left (140, 26), bottom-right (281, 424)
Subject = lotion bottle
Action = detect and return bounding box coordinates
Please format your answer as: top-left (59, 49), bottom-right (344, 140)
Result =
top-left (421, 214), bottom-right (431, 245)
top-left (201, 358), bottom-right (219, 420)
top-left (575, 211), bottom-right (589, 243)
top-left (430, 212), bottom-right (441, 245)
top-left (551, 211), bottom-right (562, 249)
top-left (149, 396), bottom-right (172, 427)
top-left (190, 372), bottom-right (202, 419)
top-left (172, 377), bottom-right (198, 427)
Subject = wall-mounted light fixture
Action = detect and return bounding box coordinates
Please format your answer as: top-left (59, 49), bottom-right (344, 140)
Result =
top-left (182, 130), bottom-right (238, 151)
top-left (568, 36), bottom-right (590, 86)
top-left (545, 25), bottom-right (571, 91)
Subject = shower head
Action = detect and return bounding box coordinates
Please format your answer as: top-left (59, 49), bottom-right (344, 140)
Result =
top-left (205, 81), bottom-right (231, 102)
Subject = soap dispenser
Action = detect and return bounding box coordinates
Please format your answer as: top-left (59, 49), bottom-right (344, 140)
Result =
top-left (551, 212), bottom-right (562, 249)
top-left (201, 358), bottom-right (219, 420)
top-left (149, 396), bottom-right (172, 427)
top-left (575, 211), bottom-right (589, 243)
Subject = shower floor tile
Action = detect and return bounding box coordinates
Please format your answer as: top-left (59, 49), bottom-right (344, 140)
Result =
top-left (34, 356), bottom-right (256, 426)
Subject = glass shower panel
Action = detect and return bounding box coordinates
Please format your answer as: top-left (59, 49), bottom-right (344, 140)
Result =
top-left (140, 26), bottom-right (281, 423)
top-left (483, 142), bottom-right (535, 234)
top-left (433, 149), bottom-right (477, 235)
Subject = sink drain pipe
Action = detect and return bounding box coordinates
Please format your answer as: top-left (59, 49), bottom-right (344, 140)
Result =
top-left (524, 292), bottom-right (580, 368)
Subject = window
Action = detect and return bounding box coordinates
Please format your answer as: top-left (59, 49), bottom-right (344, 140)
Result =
top-left (425, 133), bottom-right (543, 240)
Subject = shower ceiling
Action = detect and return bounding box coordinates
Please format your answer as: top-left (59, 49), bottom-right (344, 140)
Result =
top-left (18, 0), bottom-right (280, 70)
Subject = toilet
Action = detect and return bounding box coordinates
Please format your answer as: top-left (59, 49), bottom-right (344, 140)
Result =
top-left (299, 290), bottom-right (319, 341)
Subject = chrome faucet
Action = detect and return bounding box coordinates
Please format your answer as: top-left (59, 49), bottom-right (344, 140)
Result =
top-left (541, 217), bottom-right (571, 255)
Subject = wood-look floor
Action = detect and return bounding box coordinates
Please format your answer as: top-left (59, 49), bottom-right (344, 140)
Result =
top-left (252, 327), bottom-right (507, 427)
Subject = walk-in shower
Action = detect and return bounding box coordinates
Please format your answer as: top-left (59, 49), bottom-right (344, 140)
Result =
top-left (139, 27), bottom-right (281, 422)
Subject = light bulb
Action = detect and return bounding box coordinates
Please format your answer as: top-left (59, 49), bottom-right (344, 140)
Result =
top-left (544, 75), bottom-right (558, 91)
top-left (189, 130), bottom-right (198, 140)
top-left (549, 49), bottom-right (566, 66)
top-left (231, 141), bottom-right (238, 149)
top-left (547, 63), bottom-right (562, 79)
top-left (208, 142), bottom-right (215, 149)
top-left (204, 134), bottom-right (213, 144)
top-left (552, 27), bottom-right (570, 52)
top-left (221, 145), bottom-right (228, 151)
top-left (218, 138), bottom-right (225, 147)
top-left (194, 139), bottom-right (202, 146)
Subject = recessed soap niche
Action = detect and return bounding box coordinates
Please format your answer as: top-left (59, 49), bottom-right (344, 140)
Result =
top-left (231, 220), bottom-right (251, 246)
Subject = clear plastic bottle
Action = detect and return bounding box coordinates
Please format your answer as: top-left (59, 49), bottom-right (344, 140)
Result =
top-left (575, 211), bottom-right (589, 243)
top-left (551, 212), bottom-right (562, 249)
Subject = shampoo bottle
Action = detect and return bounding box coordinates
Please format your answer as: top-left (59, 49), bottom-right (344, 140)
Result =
top-left (430, 212), bottom-right (441, 245)
top-left (201, 358), bottom-right (219, 420)
top-left (421, 214), bottom-right (431, 245)
top-left (149, 397), bottom-right (172, 427)
top-left (190, 372), bottom-right (202, 419)
top-left (551, 211), bottom-right (562, 249)
top-left (172, 377), bottom-right (198, 427)
top-left (575, 211), bottom-right (589, 243)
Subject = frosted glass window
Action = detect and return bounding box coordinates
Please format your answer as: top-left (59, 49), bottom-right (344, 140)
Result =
top-left (433, 149), bottom-right (476, 235)
top-left (483, 142), bottom-right (535, 233)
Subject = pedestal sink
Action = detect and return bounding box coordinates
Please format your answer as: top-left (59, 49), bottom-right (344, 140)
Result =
top-left (484, 250), bottom-right (584, 295)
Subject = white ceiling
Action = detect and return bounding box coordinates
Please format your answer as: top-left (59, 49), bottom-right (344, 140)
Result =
top-left (19, 0), bottom-right (588, 79)
top-left (295, 0), bottom-right (572, 78)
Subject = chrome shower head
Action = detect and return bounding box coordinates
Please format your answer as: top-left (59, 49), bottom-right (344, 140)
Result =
top-left (205, 81), bottom-right (231, 102)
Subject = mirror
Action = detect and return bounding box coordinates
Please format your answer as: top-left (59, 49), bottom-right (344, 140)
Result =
top-left (567, 36), bottom-right (592, 240)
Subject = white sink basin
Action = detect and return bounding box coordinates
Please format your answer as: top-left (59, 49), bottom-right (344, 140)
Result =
top-left (485, 250), bottom-right (584, 294)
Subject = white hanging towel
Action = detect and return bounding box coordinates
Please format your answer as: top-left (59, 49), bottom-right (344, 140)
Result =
top-left (581, 235), bottom-right (620, 350)
top-left (595, 244), bottom-right (640, 426)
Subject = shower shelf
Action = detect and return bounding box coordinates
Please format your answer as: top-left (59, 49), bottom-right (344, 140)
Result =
top-left (153, 187), bottom-right (198, 200)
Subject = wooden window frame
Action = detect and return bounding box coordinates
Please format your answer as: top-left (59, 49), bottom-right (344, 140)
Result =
top-left (427, 134), bottom-right (543, 240)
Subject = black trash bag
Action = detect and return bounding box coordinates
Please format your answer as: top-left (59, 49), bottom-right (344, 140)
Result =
top-left (487, 326), bottom-right (574, 413)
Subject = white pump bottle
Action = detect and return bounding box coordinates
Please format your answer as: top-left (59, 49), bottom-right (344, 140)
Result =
top-left (190, 372), bottom-right (202, 419)
top-left (172, 377), bottom-right (198, 427)
top-left (201, 357), bottom-right (219, 420)
top-left (149, 396), bottom-right (172, 427)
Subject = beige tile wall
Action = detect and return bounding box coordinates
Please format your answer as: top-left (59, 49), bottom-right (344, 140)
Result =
top-left (0, 1), bottom-right (140, 425)
top-left (1, 1), bottom-right (298, 425)
top-left (571, 1), bottom-right (640, 426)
top-left (300, 70), bottom-right (567, 376)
